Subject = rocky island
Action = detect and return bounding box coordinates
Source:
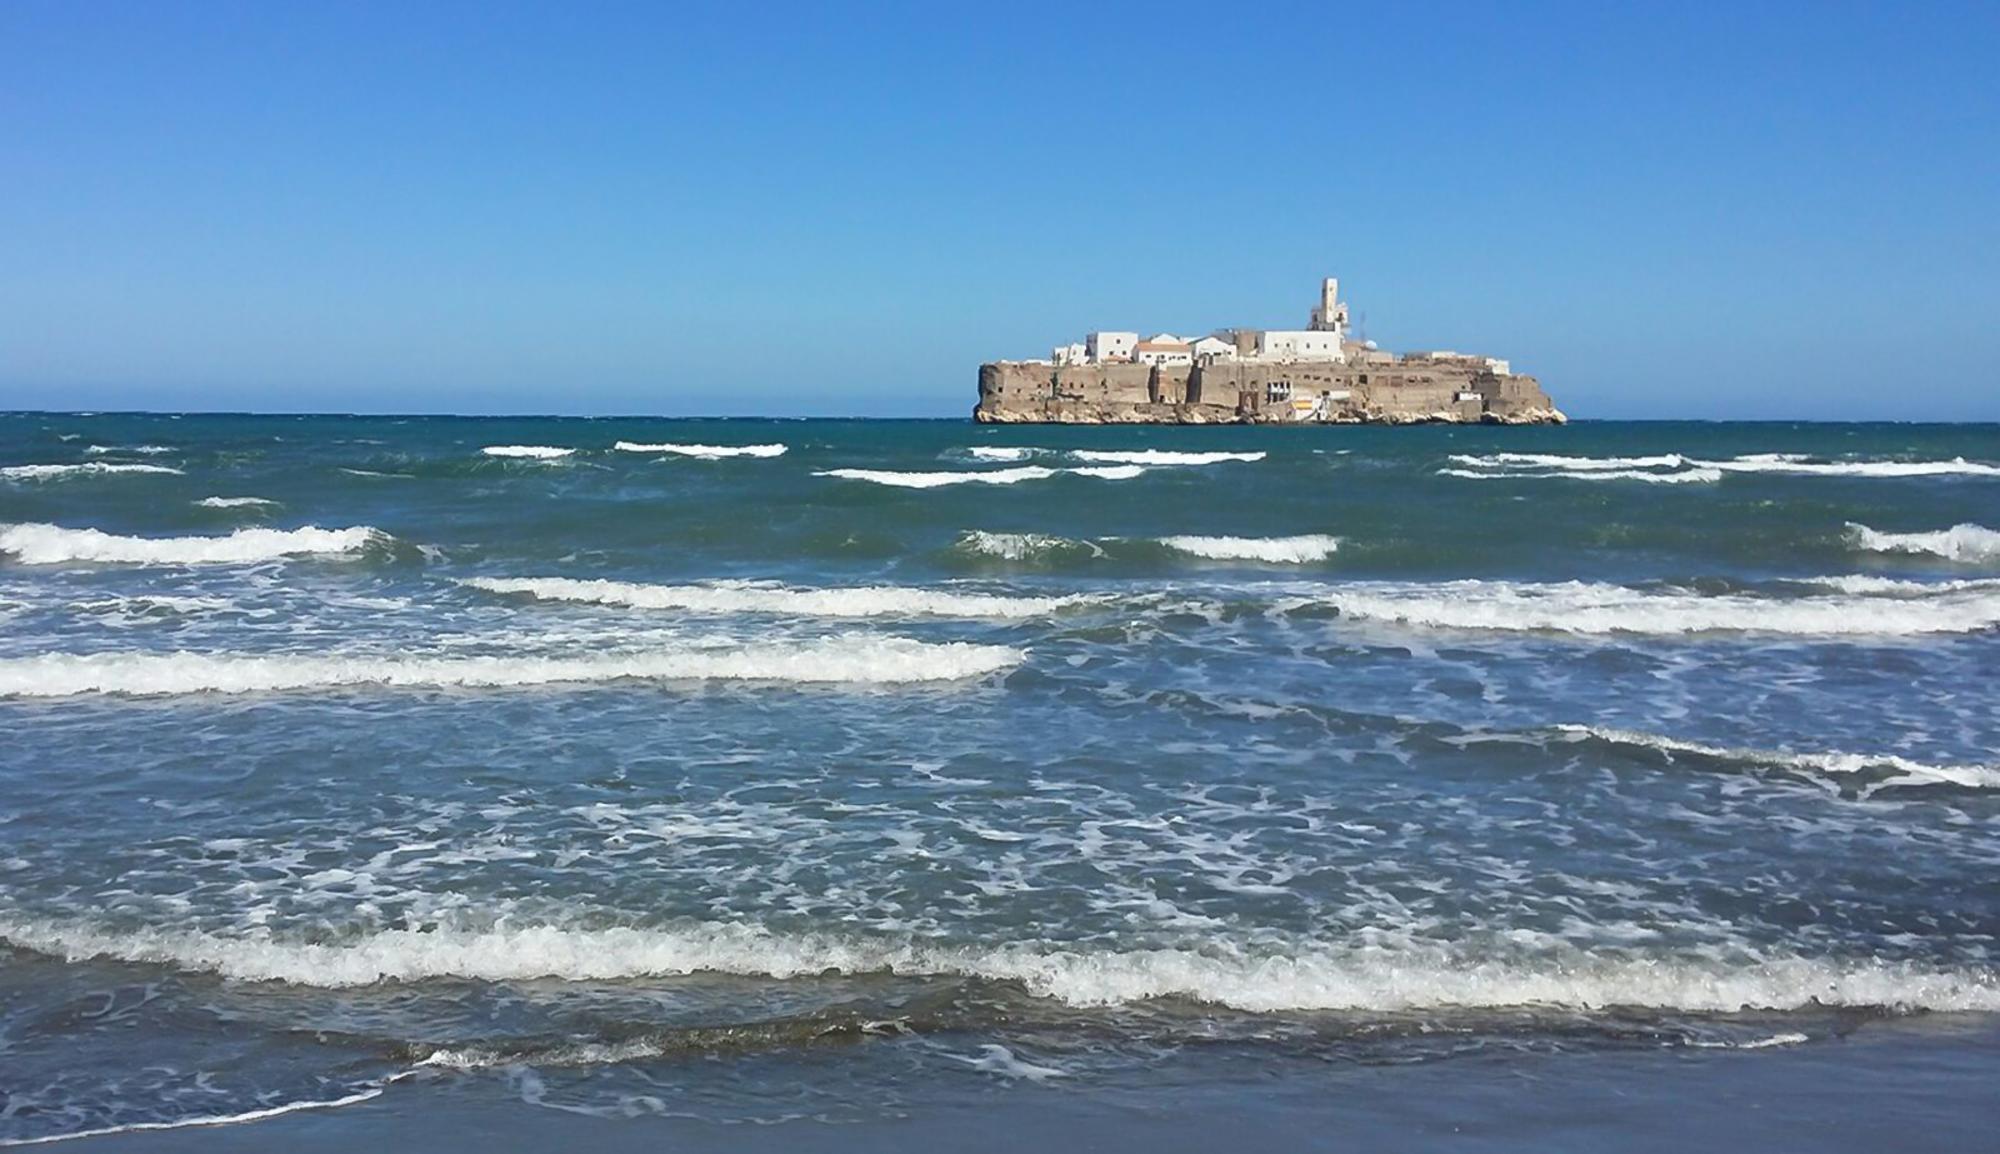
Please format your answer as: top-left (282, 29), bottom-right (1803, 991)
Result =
top-left (977, 277), bottom-right (1564, 425)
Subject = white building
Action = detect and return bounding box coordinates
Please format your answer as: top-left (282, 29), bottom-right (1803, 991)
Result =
top-left (1132, 334), bottom-right (1193, 366)
top-left (1190, 335), bottom-right (1237, 363)
top-left (1254, 330), bottom-right (1347, 363)
top-left (1052, 342), bottom-right (1088, 365)
top-left (1086, 331), bottom-right (1138, 363)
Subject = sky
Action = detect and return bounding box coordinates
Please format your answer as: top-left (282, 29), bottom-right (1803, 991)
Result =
top-left (1, 0), bottom-right (1995, 419)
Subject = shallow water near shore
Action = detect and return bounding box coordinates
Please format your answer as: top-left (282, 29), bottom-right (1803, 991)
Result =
top-left (2, 413), bottom-right (1997, 1148)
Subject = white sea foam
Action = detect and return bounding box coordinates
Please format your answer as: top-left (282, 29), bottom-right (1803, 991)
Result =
top-left (480, 444), bottom-right (574, 459)
top-left (613, 441), bottom-right (787, 458)
top-left (0, 636), bottom-right (1024, 698)
top-left (461, 576), bottom-right (1086, 618)
top-left (0, 1084), bottom-right (399, 1147)
top-left (966, 446), bottom-right (1043, 461)
top-left (1847, 522), bottom-right (2000, 563)
top-left (194, 496), bottom-right (279, 509)
top-left (1067, 464), bottom-right (1147, 480)
top-left (83, 444), bottom-right (175, 455)
top-left (1448, 452), bottom-right (1689, 471)
top-left (1, 463), bottom-right (182, 480)
top-left (1158, 535), bottom-right (1342, 563)
top-left (1708, 455), bottom-right (2000, 478)
top-left (1439, 466), bottom-right (1723, 484)
top-left (0, 523), bottom-right (381, 566)
top-left (817, 464), bottom-right (1146, 488)
top-left (1555, 725), bottom-right (2000, 791)
top-left (1296, 578), bottom-right (2000, 635)
top-left (1446, 451), bottom-right (2000, 480)
top-left (953, 531), bottom-right (1101, 561)
top-left (1070, 449), bottom-right (1265, 465)
top-left (1, 916), bottom-right (1994, 1014)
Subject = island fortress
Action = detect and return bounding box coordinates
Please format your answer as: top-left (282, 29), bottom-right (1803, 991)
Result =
top-left (977, 277), bottom-right (1564, 425)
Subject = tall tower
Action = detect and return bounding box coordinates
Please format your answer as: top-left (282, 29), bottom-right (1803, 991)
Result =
top-left (1310, 277), bottom-right (1348, 334)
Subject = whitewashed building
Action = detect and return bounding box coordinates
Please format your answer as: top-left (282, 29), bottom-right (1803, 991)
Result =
top-left (1190, 335), bottom-right (1237, 363)
top-left (1052, 342), bottom-right (1089, 365)
top-left (1132, 334), bottom-right (1194, 366)
top-left (1085, 331), bottom-right (1138, 363)
top-left (1253, 330), bottom-right (1347, 363)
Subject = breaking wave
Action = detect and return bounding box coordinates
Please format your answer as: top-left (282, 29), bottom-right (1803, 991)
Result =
top-left (1444, 452), bottom-right (2000, 482)
top-left (194, 496), bottom-right (279, 509)
top-left (1, 463), bottom-right (182, 480)
top-left (0, 523), bottom-right (381, 566)
top-left (613, 441), bottom-right (787, 458)
top-left (83, 444), bottom-right (175, 456)
top-left (0, 636), bottom-right (1024, 698)
top-left (461, 576), bottom-right (1087, 618)
top-left (0, 1083), bottom-right (400, 1148)
top-left (965, 446), bottom-right (1046, 462)
top-left (1, 916), bottom-right (1993, 1014)
top-left (1158, 535), bottom-right (1341, 563)
top-left (1071, 449), bottom-right (1265, 465)
top-left (1554, 725), bottom-right (2000, 791)
top-left (952, 531), bottom-right (1102, 562)
top-left (1847, 522), bottom-right (2000, 564)
top-left (1290, 578), bottom-right (2000, 635)
top-left (480, 444), bottom-right (574, 459)
top-left (817, 465), bottom-right (1146, 488)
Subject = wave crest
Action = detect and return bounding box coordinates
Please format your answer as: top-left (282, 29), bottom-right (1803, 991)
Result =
top-left (1, 462), bottom-right (182, 480)
top-left (461, 576), bottom-right (1086, 618)
top-left (0, 636), bottom-right (1024, 698)
top-left (1158, 535), bottom-right (1341, 562)
top-left (614, 441), bottom-right (787, 458)
top-left (818, 465), bottom-right (1146, 488)
top-left (481, 445), bottom-right (574, 459)
top-left (1847, 522), bottom-right (2000, 563)
top-left (1, 916), bottom-right (1993, 1014)
top-left (0, 523), bottom-right (381, 566)
top-left (1555, 725), bottom-right (2000, 791)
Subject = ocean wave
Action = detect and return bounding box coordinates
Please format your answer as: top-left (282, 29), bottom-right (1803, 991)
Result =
top-left (0, 636), bottom-right (1024, 698)
top-left (1290, 578), bottom-right (2000, 635)
top-left (480, 445), bottom-right (574, 459)
top-left (1070, 449), bottom-right (1265, 465)
top-left (965, 446), bottom-right (1045, 461)
top-left (1, 916), bottom-right (1993, 1014)
top-left (1, 463), bottom-right (182, 480)
top-left (82, 444), bottom-right (175, 456)
top-left (461, 576), bottom-right (1088, 618)
top-left (194, 496), bottom-right (279, 509)
top-left (1158, 535), bottom-right (1341, 563)
top-left (1555, 725), bottom-right (2000, 791)
top-left (1444, 452), bottom-right (2000, 481)
top-left (817, 465), bottom-right (1146, 488)
top-left (613, 441), bottom-right (787, 458)
top-left (0, 523), bottom-right (381, 566)
top-left (1449, 452), bottom-right (1689, 471)
top-left (1847, 522), bottom-right (2000, 563)
top-left (1438, 466), bottom-right (1723, 484)
top-left (0, 1084), bottom-right (399, 1148)
top-left (952, 531), bottom-right (1103, 561)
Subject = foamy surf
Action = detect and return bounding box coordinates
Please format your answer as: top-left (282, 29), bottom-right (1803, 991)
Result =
top-left (0, 523), bottom-right (382, 566)
top-left (818, 465), bottom-right (1146, 488)
top-left (1158, 535), bottom-right (1341, 563)
top-left (1444, 451), bottom-right (2000, 481)
top-left (0, 636), bottom-right (1024, 698)
top-left (0, 1082), bottom-right (404, 1148)
top-left (1070, 449), bottom-right (1265, 465)
top-left (953, 531), bottom-right (1103, 561)
top-left (1292, 578), bottom-right (2000, 635)
top-left (1554, 725), bottom-right (2000, 791)
top-left (1, 916), bottom-right (1994, 1014)
top-left (194, 496), bottom-right (279, 508)
top-left (613, 441), bottom-right (787, 458)
top-left (82, 444), bottom-right (175, 456)
top-left (461, 576), bottom-right (1088, 618)
top-left (480, 444), bottom-right (574, 459)
top-left (1847, 522), bottom-right (2000, 564)
top-left (1, 462), bottom-right (182, 480)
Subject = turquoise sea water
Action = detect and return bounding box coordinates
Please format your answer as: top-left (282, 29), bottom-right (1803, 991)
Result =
top-left (1, 413), bottom-right (1997, 1149)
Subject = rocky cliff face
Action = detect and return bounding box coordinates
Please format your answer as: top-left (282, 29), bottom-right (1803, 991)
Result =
top-left (976, 361), bottom-right (1565, 425)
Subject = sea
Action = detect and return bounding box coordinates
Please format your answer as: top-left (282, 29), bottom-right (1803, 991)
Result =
top-left (1, 413), bottom-right (1997, 1151)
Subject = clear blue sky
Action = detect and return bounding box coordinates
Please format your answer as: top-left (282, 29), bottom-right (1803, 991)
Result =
top-left (2, 1), bottom-right (1995, 418)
